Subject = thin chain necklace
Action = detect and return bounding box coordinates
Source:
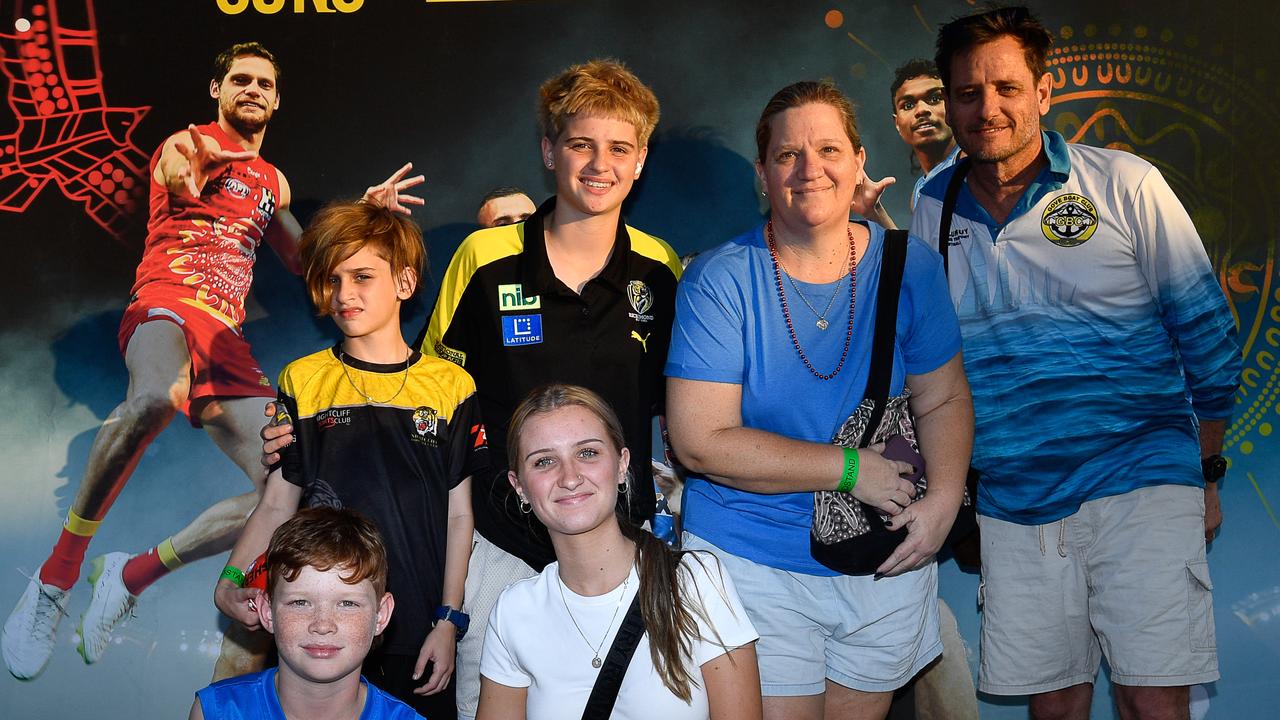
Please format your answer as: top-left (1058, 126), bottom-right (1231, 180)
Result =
top-left (775, 237), bottom-right (851, 330)
top-left (338, 346), bottom-right (411, 404)
top-left (558, 572), bottom-right (630, 669)
top-left (766, 220), bottom-right (857, 381)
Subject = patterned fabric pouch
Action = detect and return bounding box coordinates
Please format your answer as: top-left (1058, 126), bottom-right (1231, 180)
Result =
top-left (811, 393), bottom-right (926, 575)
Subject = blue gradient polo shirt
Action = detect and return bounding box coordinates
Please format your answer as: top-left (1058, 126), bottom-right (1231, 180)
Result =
top-left (912, 131), bottom-right (1241, 524)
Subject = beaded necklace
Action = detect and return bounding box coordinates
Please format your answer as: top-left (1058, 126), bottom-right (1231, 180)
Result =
top-left (765, 221), bottom-right (857, 381)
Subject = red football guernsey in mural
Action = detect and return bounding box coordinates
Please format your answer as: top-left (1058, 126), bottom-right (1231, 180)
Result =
top-left (130, 122), bottom-right (280, 329)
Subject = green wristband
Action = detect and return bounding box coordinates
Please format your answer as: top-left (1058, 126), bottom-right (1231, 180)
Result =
top-left (837, 447), bottom-right (859, 493)
top-left (220, 564), bottom-right (246, 588)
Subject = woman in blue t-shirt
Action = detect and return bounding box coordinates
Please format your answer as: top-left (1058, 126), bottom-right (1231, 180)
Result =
top-left (664, 80), bottom-right (973, 720)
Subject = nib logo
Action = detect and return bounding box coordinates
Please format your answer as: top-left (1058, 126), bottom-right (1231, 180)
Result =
top-left (0, 0), bottom-right (151, 242)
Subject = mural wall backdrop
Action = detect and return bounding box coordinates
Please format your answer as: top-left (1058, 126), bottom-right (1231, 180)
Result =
top-left (1, 0), bottom-right (1275, 717)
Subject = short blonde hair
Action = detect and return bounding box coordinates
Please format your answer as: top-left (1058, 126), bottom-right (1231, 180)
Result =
top-left (299, 202), bottom-right (424, 316)
top-left (538, 59), bottom-right (660, 147)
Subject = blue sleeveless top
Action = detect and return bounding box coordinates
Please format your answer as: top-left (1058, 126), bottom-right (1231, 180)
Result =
top-left (195, 667), bottom-right (422, 719)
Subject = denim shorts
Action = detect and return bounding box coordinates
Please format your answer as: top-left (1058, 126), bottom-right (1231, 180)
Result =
top-left (683, 532), bottom-right (940, 695)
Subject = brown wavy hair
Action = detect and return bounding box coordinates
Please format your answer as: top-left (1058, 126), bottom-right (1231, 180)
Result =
top-left (508, 384), bottom-right (729, 702)
top-left (298, 201), bottom-right (424, 316)
top-left (265, 506), bottom-right (389, 597)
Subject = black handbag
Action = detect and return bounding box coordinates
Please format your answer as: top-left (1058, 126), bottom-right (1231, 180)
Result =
top-left (810, 229), bottom-right (977, 575)
top-left (810, 229), bottom-right (915, 575)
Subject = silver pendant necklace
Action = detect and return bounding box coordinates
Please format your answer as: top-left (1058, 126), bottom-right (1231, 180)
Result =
top-left (558, 573), bottom-right (630, 668)
top-left (772, 236), bottom-right (852, 330)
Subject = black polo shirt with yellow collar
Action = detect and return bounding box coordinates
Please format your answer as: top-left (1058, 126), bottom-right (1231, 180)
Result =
top-left (418, 197), bottom-right (682, 570)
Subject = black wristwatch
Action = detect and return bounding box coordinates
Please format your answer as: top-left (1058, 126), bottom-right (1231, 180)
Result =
top-left (1202, 454), bottom-right (1227, 483)
top-left (434, 605), bottom-right (470, 639)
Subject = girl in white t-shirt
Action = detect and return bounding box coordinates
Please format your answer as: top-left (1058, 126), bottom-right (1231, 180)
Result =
top-left (477, 384), bottom-right (761, 720)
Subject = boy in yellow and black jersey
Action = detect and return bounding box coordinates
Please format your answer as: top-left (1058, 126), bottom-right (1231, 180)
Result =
top-left (215, 202), bottom-right (485, 720)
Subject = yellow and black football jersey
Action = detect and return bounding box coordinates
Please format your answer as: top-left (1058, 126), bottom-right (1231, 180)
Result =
top-left (277, 345), bottom-right (487, 654)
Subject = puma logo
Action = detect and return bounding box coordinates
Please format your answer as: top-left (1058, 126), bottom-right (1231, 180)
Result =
top-left (630, 330), bottom-right (650, 352)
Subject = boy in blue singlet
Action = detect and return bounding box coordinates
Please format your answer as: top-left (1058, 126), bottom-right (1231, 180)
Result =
top-left (192, 507), bottom-right (421, 719)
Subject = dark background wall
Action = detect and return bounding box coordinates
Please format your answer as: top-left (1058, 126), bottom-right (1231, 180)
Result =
top-left (1, 1), bottom-right (1277, 717)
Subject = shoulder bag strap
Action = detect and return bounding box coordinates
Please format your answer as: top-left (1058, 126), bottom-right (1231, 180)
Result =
top-left (857, 229), bottom-right (910, 447)
top-left (937, 158), bottom-right (971, 277)
top-left (580, 592), bottom-right (646, 720)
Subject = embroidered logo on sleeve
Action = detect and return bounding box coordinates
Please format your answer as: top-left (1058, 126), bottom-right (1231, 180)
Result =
top-left (1041, 193), bottom-right (1099, 247)
top-left (502, 314), bottom-right (544, 346)
top-left (434, 341), bottom-right (467, 367)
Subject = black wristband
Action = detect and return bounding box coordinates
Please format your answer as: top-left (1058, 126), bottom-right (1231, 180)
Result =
top-left (1202, 454), bottom-right (1227, 483)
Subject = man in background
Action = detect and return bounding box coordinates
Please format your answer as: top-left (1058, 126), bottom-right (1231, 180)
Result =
top-left (891, 58), bottom-right (960, 210)
top-left (475, 186), bottom-right (535, 228)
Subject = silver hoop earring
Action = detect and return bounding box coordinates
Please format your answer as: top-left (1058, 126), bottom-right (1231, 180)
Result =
top-left (518, 497), bottom-right (532, 514)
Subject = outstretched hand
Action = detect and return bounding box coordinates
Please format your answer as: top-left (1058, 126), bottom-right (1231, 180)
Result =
top-left (362, 162), bottom-right (426, 215)
top-left (173, 124), bottom-right (257, 198)
top-left (850, 171), bottom-right (896, 218)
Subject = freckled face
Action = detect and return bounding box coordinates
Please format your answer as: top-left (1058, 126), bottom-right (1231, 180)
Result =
top-left (260, 565), bottom-right (393, 687)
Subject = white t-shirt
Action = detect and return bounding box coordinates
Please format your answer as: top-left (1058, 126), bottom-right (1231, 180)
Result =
top-left (480, 551), bottom-right (758, 720)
